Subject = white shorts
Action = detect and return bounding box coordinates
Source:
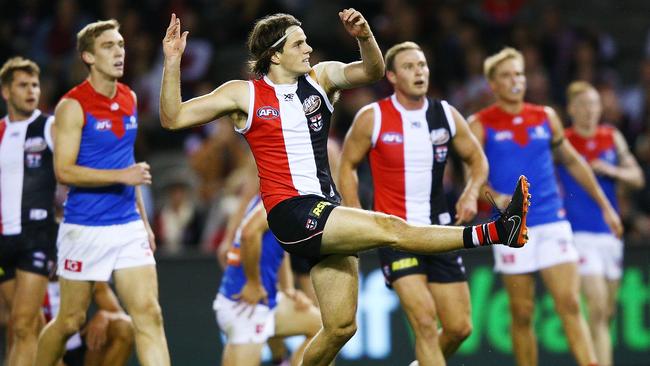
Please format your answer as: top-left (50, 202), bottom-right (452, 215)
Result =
top-left (573, 232), bottom-right (623, 280)
top-left (213, 294), bottom-right (276, 345)
top-left (493, 221), bottom-right (578, 274)
top-left (56, 220), bottom-right (155, 281)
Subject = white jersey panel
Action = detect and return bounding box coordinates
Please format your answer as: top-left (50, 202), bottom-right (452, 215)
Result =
top-left (0, 118), bottom-right (29, 234)
top-left (391, 96), bottom-right (434, 225)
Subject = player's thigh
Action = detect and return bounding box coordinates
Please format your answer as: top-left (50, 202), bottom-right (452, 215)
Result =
top-left (429, 281), bottom-right (471, 330)
top-left (540, 262), bottom-right (581, 303)
top-left (310, 255), bottom-right (359, 329)
top-left (580, 275), bottom-right (608, 312)
top-left (12, 269), bottom-right (49, 320)
top-left (393, 274), bottom-right (437, 322)
top-left (113, 265), bottom-right (159, 316)
top-left (605, 279), bottom-right (620, 316)
top-left (502, 273), bottom-right (536, 318)
top-left (274, 294), bottom-right (321, 338)
top-left (321, 206), bottom-right (401, 254)
top-left (57, 278), bottom-right (94, 321)
top-left (222, 343), bottom-right (264, 366)
top-left (0, 278), bottom-right (16, 308)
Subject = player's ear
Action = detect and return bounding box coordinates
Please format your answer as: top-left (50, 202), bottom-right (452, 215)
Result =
top-left (270, 51), bottom-right (281, 65)
top-left (81, 51), bottom-right (95, 67)
top-left (386, 70), bottom-right (397, 84)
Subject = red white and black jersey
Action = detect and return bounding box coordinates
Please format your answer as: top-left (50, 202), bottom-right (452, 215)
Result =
top-left (0, 110), bottom-right (56, 235)
top-left (369, 95), bottom-right (456, 225)
top-left (239, 74), bottom-right (340, 213)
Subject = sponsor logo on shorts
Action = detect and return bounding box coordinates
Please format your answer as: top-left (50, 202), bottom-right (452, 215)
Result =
top-left (501, 254), bottom-right (515, 264)
top-left (256, 106), bottom-right (280, 120)
top-left (64, 259), bottom-right (83, 273)
top-left (430, 128), bottom-right (450, 145)
top-left (26, 153), bottom-right (42, 168)
top-left (391, 257), bottom-right (419, 271)
top-left (24, 137), bottom-right (47, 152)
top-left (434, 145), bottom-right (448, 162)
top-left (310, 201), bottom-right (331, 218)
top-left (302, 95), bottom-right (321, 115)
top-left (381, 132), bottom-right (403, 144)
top-left (305, 217), bottom-right (318, 231)
top-left (33, 260), bottom-right (44, 268)
top-left (255, 324), bottom-right (265, 334)
top-left (309, 113), bottom-right (323, 132)
top-left (29, 209), bottom-right (48, 221)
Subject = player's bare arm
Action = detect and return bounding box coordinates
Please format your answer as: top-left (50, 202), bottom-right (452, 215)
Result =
top-left (451, 107), bottom-right (488, 224)
top-left (547, 106), bottom-right (623, 237)
top-left (467, 114), bottom-right (510, 208)
top-left (313, 9), bottom-right (384, 95)
top-left (589, 128), bottom-right (645, 189)
top-left (54, 98), bottom-right (151, 187)
top-left (233, 202), bottom-right (269, 313)
top-left (338, 105), bottom-right (374, 208)
top-left (160, 13), bottom-right (249, 131)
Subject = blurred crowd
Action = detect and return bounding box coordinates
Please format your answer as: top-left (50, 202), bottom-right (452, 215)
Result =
top-left (1, 0), bottom-right (649, 254)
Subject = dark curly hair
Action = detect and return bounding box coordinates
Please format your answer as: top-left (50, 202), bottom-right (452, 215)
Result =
top-left (247, 13), bottom-right (301, 76)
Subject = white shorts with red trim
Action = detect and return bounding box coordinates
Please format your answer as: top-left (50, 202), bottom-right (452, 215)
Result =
top-left (213, 294), bottom-right (276, 345)
top-left (56, 220), bottom-right (155, 281)
top-left (493, 220), bottom-right (578, 274)
top-left (574, 231), bottom-right (623, 280)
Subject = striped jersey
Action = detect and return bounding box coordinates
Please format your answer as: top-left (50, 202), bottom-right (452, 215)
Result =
top-left (0, 110), bottom-right (56, 235)
top-left (61, 80), bottom-right (140, 226)
top-left (238, 74), bottom-right (340, 213)
top-left (218, 196), bottom-right (285, 309)
top-left (368, 95), bottom-right (456, 225)
top-left (558, 125), bottom-right (618, 233)
top-left (476, 103), bottom-right (564, 226)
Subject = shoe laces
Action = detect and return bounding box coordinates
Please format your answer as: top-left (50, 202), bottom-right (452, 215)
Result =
top-left (484, 191), bottom-right (505, 220)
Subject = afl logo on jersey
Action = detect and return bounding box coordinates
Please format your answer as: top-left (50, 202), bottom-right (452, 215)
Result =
top-left (24, 137), bottom-right (47, 152)
top-left (256, 106), bottom-right (280, 120)
top-left (381, 132), bottom-right (403, 144)
top-left (430, 128), bottom-right (450, 145)
top-left (302, 95), bottom-right (321, 115)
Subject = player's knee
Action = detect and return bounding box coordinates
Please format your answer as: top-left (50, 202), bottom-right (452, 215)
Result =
top-left (324, 321), bottom-right (357, 344)
top-left (445, 319), bottom-right (473, 344)
top-left (111, 318), bottom-right (135, 344)
top-left (555, 293), bottom-right (581, 316)
top-left (373, 213), bottom-right (407, 247)
top-left (510, 301), bottom-right (535, 326)
top-left (130, 300), bottom-right (164, 328)
top-left (59, 312), bottom-right (86, 336)
top-left (10, 314), bottom-right (39, 340)
top-left (411, 314), bottom-right (438, 340)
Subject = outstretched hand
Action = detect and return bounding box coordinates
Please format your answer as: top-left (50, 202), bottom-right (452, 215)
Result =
top-left (339, 8), bottom-right (372, 40)
top-left (163, 13), bottom-right (189, 61)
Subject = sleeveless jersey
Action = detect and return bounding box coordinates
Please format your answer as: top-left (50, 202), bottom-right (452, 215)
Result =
top-left (558, 125), bottom-right (618, 233)
top-left (218, 196), bottom-right (285, 309)
top-left (476, 103), bottom-right (564, 226)
top-left (0, 110), bottom-right (56, 235)
top-left (238, 74), bottom-right (340, 213)
top-left (369, 95), bottom-right (456, 225)
top-left (61, 80), bottom-right (140, 226)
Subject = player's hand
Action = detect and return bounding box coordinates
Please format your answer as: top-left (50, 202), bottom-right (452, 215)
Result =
top-left (163, 13), bottom-right (189, 61)
top-left (81, 311), bottom-right (110, 351)
top-left (603, 205), bottom-right (623, 238)
top-left (121, 162), bottom-right (152, 186)
top-left (454, 191), bottom-right (478, 224)
top-left (590, 159), bottom-right (617, 178)
top-left (339, 8), bottom-right (372, 40)
top-left (233, 281), bottom-right (268, 318)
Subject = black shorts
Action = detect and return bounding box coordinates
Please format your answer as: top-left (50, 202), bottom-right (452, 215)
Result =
top-left (378, 248), bottom-right (467, 288)
top-left (290, 254), bottom-right (313, 275)
top-left (268, 195), bottom-right (338, 265)
top-left (0, 223), bottom-right (57, 283)
top-left (62, 340), bottom-right (87, 366)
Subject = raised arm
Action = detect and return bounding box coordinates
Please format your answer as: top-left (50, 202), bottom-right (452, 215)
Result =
top-left (313, 9), bottom-right (384, 94)
top-left (548, 106), bottom-right (623, 237)
top-left (54, 98), bottom-right (150, 187)
top-left (160, 14), bottom-right (249, 130)
top-left (339, 106), bottom-right (374, 208)
top-left (451, 107), bottom-right (489, 224)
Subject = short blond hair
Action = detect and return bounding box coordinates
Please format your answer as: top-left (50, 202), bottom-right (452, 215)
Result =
top-left (77, 19), bottom-right (120, 61)
top-left (0, 57), bottom-right (40, 87)
top-left (385, 41), bottom-right (422, 72)
top-left (566, 81), bottom-right (596, 103)
top-left (483, 47), bottom-right (524, 80)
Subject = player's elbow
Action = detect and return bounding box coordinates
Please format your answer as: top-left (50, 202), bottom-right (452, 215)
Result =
top-left (159, 114), bottom-right (181, 131)
top-left (367, 61), bottom-right (385, 82)
top-left (55, 164), bottom-right (75, 185)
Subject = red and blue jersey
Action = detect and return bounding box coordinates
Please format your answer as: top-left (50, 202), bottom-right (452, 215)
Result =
top-left (476, 103), bottom-right (565, 226)
top-left (218, 196), bottom-right (285, 309)
top-left (61, 80), bottom-right (140, 226)
top-left (558, 126), bottom-right (618, 233)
